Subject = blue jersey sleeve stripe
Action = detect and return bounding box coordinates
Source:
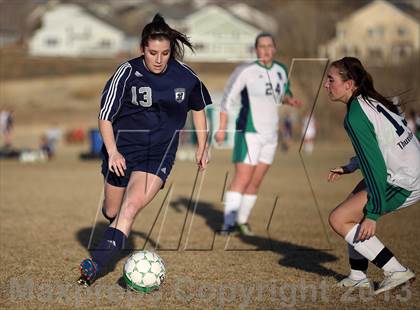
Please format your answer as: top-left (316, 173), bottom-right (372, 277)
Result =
top-left (99, 89), bottom-right (109, 105)
top-left (99, 63), bottom-right (126, 119)
top-left (99, 63), bottom-right (131, 120)
top-left (107, 66), bottom-right (132, 121)
top-left (101, 63), bottom-right (131, 120)
top-left (99, 63), bottom-right (128, 119)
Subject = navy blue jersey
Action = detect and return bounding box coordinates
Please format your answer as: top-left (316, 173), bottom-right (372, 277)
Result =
top-left (98, 56), bottom-right (212, 161)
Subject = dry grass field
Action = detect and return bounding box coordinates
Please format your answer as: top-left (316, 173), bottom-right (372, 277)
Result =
top-left (0, 73), bottom-right (419, 309)
top-left (0, 136), bottom-right (419, 309)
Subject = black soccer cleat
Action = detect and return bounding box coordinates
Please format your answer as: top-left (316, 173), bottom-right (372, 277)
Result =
top-left (218, 224), bottom-right (237, 236)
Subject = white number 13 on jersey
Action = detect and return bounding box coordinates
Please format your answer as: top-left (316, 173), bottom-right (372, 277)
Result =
top-left (131, 86), bottom-right (152, 107)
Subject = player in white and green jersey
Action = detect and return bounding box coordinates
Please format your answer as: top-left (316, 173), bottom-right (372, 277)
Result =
top-left (326, 57), bottom-right (419, 294)
top-left (214, 32), bottom-right (302, 236)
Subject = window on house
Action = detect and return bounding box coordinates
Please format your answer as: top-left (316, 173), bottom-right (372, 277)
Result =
top-left (367, 26), bottom-right (384, 38)
top-left (341, 46), bottom-right (360, 57)
top-left (75, 27), bottom-right (91, 40)
top-left (368, 48), bottom-right (383, 60)
top-left (45, 38), bottom-right (58, 46)
top-left (337, 29), bottom-right (346, 40)
top-left (99, 39), bottom-right (111, 48)
top-left (397, 26), bottom-right (407, 37)
top-left (392, 45), bottom-right (412, 62)
top-left (194, 43), bottom-right (205, 51)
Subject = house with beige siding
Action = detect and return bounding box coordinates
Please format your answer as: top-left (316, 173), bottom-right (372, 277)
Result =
top-left (319, 0), bottom-right (419, 65)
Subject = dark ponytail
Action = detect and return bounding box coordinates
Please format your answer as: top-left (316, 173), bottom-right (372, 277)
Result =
top-left (331, 57), bottom-right (400, 114)
top-left (141, 14), bottom-right (194, 60)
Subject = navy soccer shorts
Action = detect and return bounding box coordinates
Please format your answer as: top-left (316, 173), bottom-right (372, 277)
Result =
top-left (101, 154), bottom-right (174, 188)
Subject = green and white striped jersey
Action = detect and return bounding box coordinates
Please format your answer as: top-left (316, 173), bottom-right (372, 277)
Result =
top-left (220, 61), bottom-right (292, 134)
top-left (344, 95), bottom-right (420, 220)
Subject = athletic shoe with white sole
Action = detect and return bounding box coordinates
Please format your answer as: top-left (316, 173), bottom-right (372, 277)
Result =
top-left (375, 268), bottom-right (415, 295)
top-left (336, 277), bottom-right (373, 289)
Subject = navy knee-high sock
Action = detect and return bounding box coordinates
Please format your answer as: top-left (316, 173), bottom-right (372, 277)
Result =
top-left (90, 227), bottom-right (126, 272)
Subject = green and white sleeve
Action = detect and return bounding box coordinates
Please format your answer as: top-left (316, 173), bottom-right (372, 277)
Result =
top-left (277, 62), bottom-right (293, 97)
top-left (344, 99), bottom-right (387, 221)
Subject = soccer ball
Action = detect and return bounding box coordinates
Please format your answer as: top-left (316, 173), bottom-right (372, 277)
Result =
top-left (123, 250), bottom-right (166, 293)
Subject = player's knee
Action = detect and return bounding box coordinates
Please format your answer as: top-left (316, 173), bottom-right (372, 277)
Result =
top-left (251, 178), bottom-right (263, 190)
top-left (328, 209), bottom-right (341, 231)
top-left (230, 179), bottom-right (250, 192)
top-left (102, 201), bottom-right (118, 218)
top-left (245, 182), bottom-right (259, 194)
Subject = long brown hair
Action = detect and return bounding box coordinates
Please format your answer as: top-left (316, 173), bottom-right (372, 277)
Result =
top-left (331, 57), bottom-right (400, 114)
top-left (140, 14), bottom-right (194, 60)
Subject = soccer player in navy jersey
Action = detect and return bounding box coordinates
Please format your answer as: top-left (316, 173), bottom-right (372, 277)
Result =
top-left (78, 14), bottom-right (212, 286)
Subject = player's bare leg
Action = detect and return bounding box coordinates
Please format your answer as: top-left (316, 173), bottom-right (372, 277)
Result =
top-left (329, 190), bottom-right (414, 294)
top-left (244, 162), bottom-right (270, 195)
top-left (111, 171), bottom-right (163, 236)
top-left (102, 182), bottom-right (125, 223)
top-left (328, 190), bottom-right (366, 237)
top-left (229, 163), bottom-right (255, 193)
top-left (79, 172), bottom-right (162, 286)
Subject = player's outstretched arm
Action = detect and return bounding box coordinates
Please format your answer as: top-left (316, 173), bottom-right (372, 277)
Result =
top-left (328, 156), bottom-right (360, 182)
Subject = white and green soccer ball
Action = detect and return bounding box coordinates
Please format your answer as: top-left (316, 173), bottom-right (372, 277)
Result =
top-left (123, 250), bottom-right (166, 293)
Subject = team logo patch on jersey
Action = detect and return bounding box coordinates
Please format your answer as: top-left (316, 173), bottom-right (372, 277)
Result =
top-left (174, 88), bottom-right (186, 103)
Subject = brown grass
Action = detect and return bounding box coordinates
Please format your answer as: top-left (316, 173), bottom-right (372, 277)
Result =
top-left (0, 64), bottom-right (418, 308)
top-left (0, 138), bottom-right (419, 309)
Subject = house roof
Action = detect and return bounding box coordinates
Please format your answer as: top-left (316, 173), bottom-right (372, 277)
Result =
top-left (321, 0), bottom-right (419, 47)
top-left (226, 3), bottom-right (277, 33)
top-left (185, 4), bottom-right (260, 32)
top-left (23, 0), bottom-right (278, 40)
top-left (392, 1), bottom-right (420, 20)
top-left (81, 1), bottom-right (196, 36)
top-left (342, 0), bottom-right (420, 25)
